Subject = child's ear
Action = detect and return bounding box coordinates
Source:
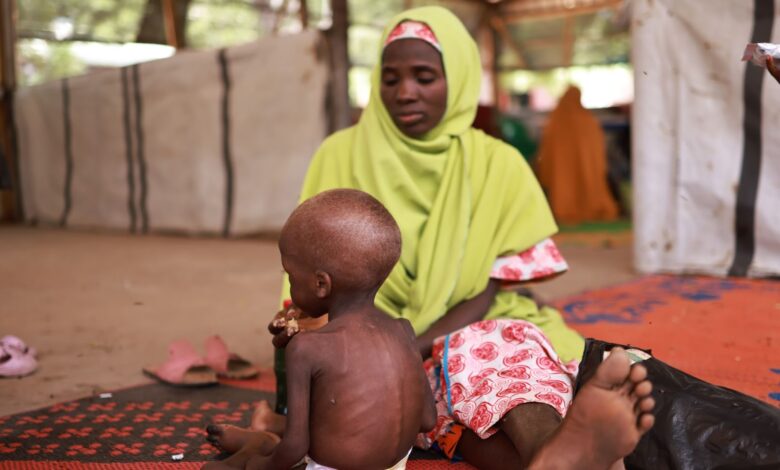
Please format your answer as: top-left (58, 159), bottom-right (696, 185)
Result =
top-left (314, 271), bottom-right (332, 299)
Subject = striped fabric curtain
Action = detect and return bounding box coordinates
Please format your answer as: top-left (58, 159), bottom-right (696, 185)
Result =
top-left (15, 31), bottom-right (328, 237)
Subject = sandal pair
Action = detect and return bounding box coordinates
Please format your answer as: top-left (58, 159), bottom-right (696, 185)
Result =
top-left (0, 335), bottom-right (38, 378)
top-left (143, 335), bottom-right (258, 387)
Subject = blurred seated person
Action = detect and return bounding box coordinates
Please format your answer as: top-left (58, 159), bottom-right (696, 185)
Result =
top-left (535, 86), bottom-right (619, 225)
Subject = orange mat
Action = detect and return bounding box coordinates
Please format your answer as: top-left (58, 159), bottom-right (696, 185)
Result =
top-left (554, 274), bottom-right (780, 405)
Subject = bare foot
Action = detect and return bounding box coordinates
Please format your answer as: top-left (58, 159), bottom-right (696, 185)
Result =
top-left (529, 347), bottom-right (655, 470)
top-left (250, 400), bottom-right (287, 436)
top-left (206, 424), bottom-right (263, 454)
top-left (205, 401), bottom-right (287, 453)
top-left (202, 430), bottom-right (280, 469)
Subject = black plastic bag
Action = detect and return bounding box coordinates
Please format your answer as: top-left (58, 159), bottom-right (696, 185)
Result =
top-left (575, 339), bottom-right (780, 470)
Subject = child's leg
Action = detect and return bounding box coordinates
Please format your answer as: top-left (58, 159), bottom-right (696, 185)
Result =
top-left (201, 430), bottom-right (280, 470)
top-left (456, 428), bottom-right (524, 470)
top-left (455, 403), bottom-right (560, 469)
top-left (250, 400), bottom-right (287, 435)
top-left (500, 402), bottom-right (562, 468)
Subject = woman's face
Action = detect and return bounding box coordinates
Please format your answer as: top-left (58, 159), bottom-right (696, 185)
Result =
top-left (380, 39), bottom-right (448, 138)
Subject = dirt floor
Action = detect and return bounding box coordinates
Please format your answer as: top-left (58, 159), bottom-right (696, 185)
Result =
top-left (0, 225), bottom-right (636, 417)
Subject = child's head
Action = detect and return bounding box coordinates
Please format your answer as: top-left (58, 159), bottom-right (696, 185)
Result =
top-left (279, 189), bottom-right (402, 315)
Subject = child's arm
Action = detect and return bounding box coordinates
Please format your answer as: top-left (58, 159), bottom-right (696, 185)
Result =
top-left (420, 372), bottom-right (437, 433)
top-left (257, 335), bottom-right (313, 469)
top-left (401, 319), bottom-right (437, 433)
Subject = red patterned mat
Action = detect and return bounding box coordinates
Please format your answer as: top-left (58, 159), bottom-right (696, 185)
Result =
top-left (556, 274), bottom-right (780, 405)
top-left (4, 274), bottom-right (776, 468)
top-left (0, 379), bottom-right (472, 469)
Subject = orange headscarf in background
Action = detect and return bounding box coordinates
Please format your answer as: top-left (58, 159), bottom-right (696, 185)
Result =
top-left (535, 86), bottom-right (619, 224)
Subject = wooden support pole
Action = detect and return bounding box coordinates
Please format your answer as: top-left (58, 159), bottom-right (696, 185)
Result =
top-left (503, 0), bottom-right (622, 23)
top-left (161, 0), bottom-right (179, 48)
top-left (272, 0), bottom-right (290, 34)
top-left (299, 0), bottom-right (309, 29)
top-left (563, 15), bottom-right (574, 67)
top-left (478, 9), bottom-right (500, 107)
top-left (326, 0), bottom-right (351, 132)
top-left (0, 0), bottom-right (20, 221)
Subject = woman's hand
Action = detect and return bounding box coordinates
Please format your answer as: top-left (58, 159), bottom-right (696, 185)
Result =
top-left (414, 279), bottom-right (501, 359)
top-left (767, 55), bottom-right (780, 84)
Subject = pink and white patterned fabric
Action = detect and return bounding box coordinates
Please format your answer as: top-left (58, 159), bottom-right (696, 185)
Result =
top-left (417, 319), bottom-right (579, 448)
top-left (384, 20), bottom-right (442, 52)
top-left (490, 238), bottom-right (568, 282)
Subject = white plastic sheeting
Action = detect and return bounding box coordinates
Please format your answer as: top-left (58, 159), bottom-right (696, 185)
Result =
top-left (632, 0), bottom-right (780, 277)
top-left (16, 31), bottom-right (328, 235)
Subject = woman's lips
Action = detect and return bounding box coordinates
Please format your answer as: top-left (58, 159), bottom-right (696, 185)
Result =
top-left (397, 112), bottom-right (424, 125)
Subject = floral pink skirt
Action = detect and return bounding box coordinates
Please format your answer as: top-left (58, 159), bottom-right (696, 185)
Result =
top-left (417, 319), bottom-right (579, 454)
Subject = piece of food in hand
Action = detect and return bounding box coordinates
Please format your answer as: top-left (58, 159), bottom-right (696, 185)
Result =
top-left (269, 301), bottom-right (304, 337)
top-left (285, 318), bottom-right (300, 337)
top-left (271, 315), bottom-right (287, 329)
top-left (742, 42), bottom-right (780, 66)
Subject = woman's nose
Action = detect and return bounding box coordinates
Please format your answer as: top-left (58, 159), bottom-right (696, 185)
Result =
top-left (397, 79), bottom-right (417, 102)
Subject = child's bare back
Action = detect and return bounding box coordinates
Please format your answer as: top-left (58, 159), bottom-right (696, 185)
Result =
top-left (289, 308), bottom-right (432, 469)
top-left (201, 189), bottom-right (435, 470)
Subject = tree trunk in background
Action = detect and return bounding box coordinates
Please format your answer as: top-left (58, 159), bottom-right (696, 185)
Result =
top-left (136, 0), bottom-right (191, 48)
top-left (326, 0), bottom-right (351, 133)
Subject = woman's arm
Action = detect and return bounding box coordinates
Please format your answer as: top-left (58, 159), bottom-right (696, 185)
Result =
top-left (415, 279), bottom-right (501, 358)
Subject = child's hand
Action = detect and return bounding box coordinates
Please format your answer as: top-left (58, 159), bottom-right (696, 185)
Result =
top-left (767, 55), bottom-right (780, 84)
top-left (269, 304), bottom-right (304, 348)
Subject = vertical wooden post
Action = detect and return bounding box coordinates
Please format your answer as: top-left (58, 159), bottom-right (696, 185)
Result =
top-left (161, 0), bottom-right (180, 49)
top-left (0, 0), bottom-right (19, 221)
top-left (563, 15), bottom-right (574, 67)
top-left (479, 9), bottom-right (500, 107)
top-left (326, 0), bottom-right (351, 132)
top-left (299, 0), bottom-right (309, 29)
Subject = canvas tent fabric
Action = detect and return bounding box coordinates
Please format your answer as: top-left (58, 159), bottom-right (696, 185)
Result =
top-left (632, 0), bottom-right (780, 277)
top-left (15, 31), bottom-right (328, 236)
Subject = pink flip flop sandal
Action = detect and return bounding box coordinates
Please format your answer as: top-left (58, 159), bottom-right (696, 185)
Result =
top-left (0, 335), bottom-right (38, 359)
top-left (204, 335), bottom-right (259, 380)
top-left (0, 341), bottom-right (38, 378)
top-left (143, 339), bottom-right (218, 387)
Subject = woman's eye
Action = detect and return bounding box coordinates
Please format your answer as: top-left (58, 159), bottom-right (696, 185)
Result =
top-left (417, 74), bottom-right (436, 84)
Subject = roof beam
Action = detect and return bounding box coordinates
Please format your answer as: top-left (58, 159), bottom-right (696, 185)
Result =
top-left (489, 14), bottom-right (527, 69)
top-left (502, 0), bottom-right (622, 22)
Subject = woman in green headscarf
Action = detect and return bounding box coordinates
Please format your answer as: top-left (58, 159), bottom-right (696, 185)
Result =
top-left (290, 7), bottom-right (582, 362)
top-left (272, 6), bottom-right (587, 467)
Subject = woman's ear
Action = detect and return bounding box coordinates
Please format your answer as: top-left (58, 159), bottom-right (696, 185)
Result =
top-left (314, 271), bottom-right (332, 299)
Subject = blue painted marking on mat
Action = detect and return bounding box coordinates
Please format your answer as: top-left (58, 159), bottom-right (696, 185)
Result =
top-left (562, 299), bottom-right (664, 324)
top-left (560, 276), bottom-right (751, 325)
top-left (770, 368), bottom-right (780, 374)
top-left (770, 369), bottom-right (780, 403)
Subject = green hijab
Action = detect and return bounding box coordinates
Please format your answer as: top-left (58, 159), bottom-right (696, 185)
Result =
top-left (286, 6), bottom-right (583, 361)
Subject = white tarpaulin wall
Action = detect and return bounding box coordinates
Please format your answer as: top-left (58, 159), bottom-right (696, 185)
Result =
top-left (632, 0), bottom-right (780, 277)
top-left (16, 31), bottom-right (328, 236)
